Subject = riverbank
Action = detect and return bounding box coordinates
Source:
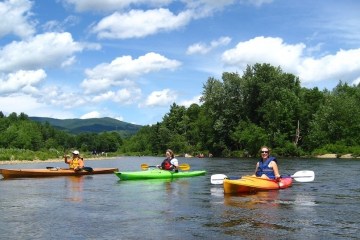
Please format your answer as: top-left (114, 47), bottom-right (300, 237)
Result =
top-left (316, 154), bottom-right (358, 159)
top-left (0, 156), bottom-right (120, 165)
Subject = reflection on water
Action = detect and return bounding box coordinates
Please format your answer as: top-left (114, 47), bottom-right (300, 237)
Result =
top-left (208, 187), bottom-right (319, 239)
top-left (276, 193), bottom-right (317, 206)
top-left (117, 178), bottom-right (190, 198)
top-left (64, 176), bottom-right (84, 202)
top-left (210, 186), bottom-right (224, 197)
top-left (207, 190), bottom-right (298, 239)
top-left (223, 190), bottom-right (281, 209)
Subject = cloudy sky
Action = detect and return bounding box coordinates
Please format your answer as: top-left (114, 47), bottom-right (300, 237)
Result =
top-left (0, 0), bottom-right (359, 125)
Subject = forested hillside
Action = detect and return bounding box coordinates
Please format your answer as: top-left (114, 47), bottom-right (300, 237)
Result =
top-left (0, 113), bottom-right (124, 160)
top-left (120, 63), bottom-right (360, 158)
top-left (30, 116), bottom-right (142, 137)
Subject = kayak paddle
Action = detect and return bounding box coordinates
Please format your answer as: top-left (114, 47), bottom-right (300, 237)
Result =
top-left (46, 166), bottom-right (94, 172)
top-left (210, 170), bottom-right (315, 184)
top-left (290, 170), bottom-right (315, 182)
top-left (210, 174), bottom-right (229, 184)
top-left (82, 167), bottom-right (94, 172)
top-left (141, 163), bottom-right (190, 171)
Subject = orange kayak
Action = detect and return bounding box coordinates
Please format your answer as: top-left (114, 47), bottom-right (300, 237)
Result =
top-left (0, 168), bottom-right (118, 179)
top-left (223, 175), bottom-right (293, 194)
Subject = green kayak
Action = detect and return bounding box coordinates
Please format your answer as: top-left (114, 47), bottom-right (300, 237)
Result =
top-left (115, 169), bottom-right (206, 180)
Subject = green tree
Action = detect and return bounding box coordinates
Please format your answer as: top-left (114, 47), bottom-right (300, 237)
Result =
top-left (231, 121), bottom-right (267, 156)
top-left (307, 82), bottom-right (360, 150)
top-left (298, 87), bottom-right (326, 150)
top-left (241, 64), bottom-right (302, 148)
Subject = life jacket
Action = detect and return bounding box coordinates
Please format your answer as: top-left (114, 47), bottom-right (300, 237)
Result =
top-left (255, 156), bottom-right (277, 179)
top-left (161, 158), bottom-right (174, 170)
top-left (69, 157), bottom-right (82, 169)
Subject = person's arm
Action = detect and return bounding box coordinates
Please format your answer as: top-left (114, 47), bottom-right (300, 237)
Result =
top-left (271, 161), bottom-right (281, 179)
top-left (171, 158), bottom-right (179, 172)
top-left (79, 157), bottom-right (84, 168)
top-left (157, 159), bottom-right (165, 169)
top-left (64, 155), bottom-right (70, 164)
top-left (254, 162), bottom-right (259, 175)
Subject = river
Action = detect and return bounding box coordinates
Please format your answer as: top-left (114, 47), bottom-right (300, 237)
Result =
top-left (0, 156), bottom-right (359, 239)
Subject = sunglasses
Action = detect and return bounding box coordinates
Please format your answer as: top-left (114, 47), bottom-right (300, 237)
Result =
top-left (261, 151), bottom-right (269, 154)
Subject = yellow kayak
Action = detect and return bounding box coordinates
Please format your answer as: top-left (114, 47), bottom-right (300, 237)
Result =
top-left (223, 175), bottom-right (293, 194)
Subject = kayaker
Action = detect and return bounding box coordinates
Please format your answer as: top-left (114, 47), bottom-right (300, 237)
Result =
top-left (64, 150), bottom-right (84, 171)
top-left (157, 149), bottom-right (179, 173)
top-left (254, 146), bottom-right (281, 180)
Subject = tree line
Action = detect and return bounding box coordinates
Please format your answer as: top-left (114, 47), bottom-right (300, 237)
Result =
top-left (0, 112), bottom-right (123, 160)
top-left (120, 63), bottom-right (360, 157)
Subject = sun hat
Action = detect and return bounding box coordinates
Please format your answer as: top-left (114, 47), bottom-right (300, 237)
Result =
top-left (72, 150), bottom-right (80, 155)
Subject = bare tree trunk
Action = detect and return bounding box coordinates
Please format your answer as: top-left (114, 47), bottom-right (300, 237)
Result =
top-left (294, 120), bottom-right (301, 146)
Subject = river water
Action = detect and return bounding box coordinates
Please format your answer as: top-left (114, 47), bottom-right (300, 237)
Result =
top-left (0, 157), bottom-right (359, 240)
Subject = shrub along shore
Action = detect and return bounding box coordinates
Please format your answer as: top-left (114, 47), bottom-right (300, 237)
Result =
top-left (0, 156), bottom-right (119, 165)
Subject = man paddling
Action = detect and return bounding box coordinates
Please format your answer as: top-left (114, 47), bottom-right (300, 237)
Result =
top-left (64, 150), bottom-right (84, 172)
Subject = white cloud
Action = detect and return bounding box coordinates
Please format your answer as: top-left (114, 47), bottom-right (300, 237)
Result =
top-left (352, 77), bottom-right (360, 86)
top-left (64, 0), bottom-right (271, 15)
top-left (0, 94), bottom-right (44, 116)
top-left (80, 111), bottom-right (101, 119)
top-left (222, 36), bottom-right (304, 70)
top-left (184, 0), bottom-right (273, 19)
top-left (239, 0), bottom-right (274, 7)
top-left (112, 88), bottom-right (142, 104)
top-left (75, 0), bottom-right (273, 40)
top-left (82, 52), bottom-right (181, 94)
top-left (180, 95), bottom-right (202, 107)
top-left (0, 0), bottom-right (35, 38)
top-left (0, 93), bottom-right (75, 118)
top-left (221, 36), bottom-right (360, 86)
top-left (42, 15), bottom-right (80, 32)
top-left (63, 0), bottom-right (171, 12)
top-left (0, 32), bottom-right (96, 72)
top-left (37, 85), bottom-right (88, 109)
top-left (91, 91), bottom-right (115, 103)
top-left (298, 48), bottom-right (360, 83)
top-left (0, 69), bottom-right (46, 94)
top-left (91, 8), bottom-right (193, 39)
top-left (92, 88), bottom-right (142, 105)
top-left (187, 36), bottom-right (231, 55)
top-left (81, 78), bottom-right (116, 94)
top-left (61, 56), bottom-right (77, 68)
top-left (143, 89), bottom-right (177, 107)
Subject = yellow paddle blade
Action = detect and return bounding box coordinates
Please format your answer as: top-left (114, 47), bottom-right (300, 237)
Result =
top-left (178, 163), bottom-right (190, 171)
top-left (140, 163), bottom-right (156, 170)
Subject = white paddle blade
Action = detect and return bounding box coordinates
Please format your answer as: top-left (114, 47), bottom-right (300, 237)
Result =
top-left (210, 174), bottom-right (228, 184)
top-left (291, 170), bottom-right (315, 182)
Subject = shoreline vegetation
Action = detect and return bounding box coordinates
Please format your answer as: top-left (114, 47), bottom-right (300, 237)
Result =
top-left (0, 154), bottom-right (358, 165)
top-left (0, 156), bottom-right (120, 165)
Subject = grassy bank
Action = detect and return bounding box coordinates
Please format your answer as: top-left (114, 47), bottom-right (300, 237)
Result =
top-left (0, 148), bottom-right (122, 164)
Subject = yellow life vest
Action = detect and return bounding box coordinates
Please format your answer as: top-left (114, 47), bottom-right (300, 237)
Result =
top-left (69, 157), bottom-right (82, 169)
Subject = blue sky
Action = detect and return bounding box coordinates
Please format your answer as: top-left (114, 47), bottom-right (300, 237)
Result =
top-left (0, 0), bottom-right (359, 125)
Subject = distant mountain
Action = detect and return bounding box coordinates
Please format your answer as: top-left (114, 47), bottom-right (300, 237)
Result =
top-left (29, 116), bottom-right (143, 137)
